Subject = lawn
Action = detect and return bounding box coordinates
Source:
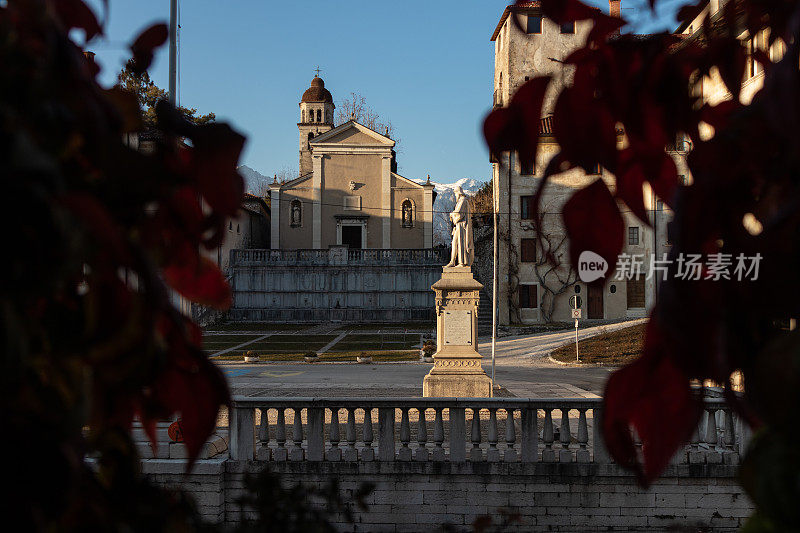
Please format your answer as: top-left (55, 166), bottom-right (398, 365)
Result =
top-left (328, 333), bottom-right (421, 352)
top-left (550, 324), bottom-right (645, 365)
top-left (213, 350), bottom-right (419, 363)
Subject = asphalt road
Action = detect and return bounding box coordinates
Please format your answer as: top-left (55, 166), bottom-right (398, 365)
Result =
top-left (221, 319), bottom-right (644, 398)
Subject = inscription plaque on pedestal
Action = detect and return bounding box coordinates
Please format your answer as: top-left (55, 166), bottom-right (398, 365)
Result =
top-left (444, 310), bottom-right (472, 346)
top-left (423, 265), bottom-right (492, 397)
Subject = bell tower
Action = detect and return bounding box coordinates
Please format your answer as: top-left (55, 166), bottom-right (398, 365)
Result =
top-left (298, 74), bottom-right (335, 176)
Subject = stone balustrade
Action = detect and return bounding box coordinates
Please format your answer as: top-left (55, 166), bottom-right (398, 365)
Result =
top-left (229, 396), bottom-right (746, 465)
top-left (230, 248), bottom-right (446, 267)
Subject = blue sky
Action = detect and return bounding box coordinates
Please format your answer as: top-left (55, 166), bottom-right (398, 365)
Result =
top-left (83, 0), bottom-right (682, 183)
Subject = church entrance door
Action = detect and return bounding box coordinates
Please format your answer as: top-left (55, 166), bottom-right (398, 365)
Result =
top-left (342, 225), bottom-right (362, 249)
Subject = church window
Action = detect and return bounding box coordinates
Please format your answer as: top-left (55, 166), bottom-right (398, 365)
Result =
top-left (290, 199), bottom-right (302, 227)
top-left (560, 21), bottom-right (575, 34)
top-left (316, 109), bottom-right (321, 122)
top-left (401, 199), bottom-right (413, 228)
top-left (526, 15), bottom-right (542, 34)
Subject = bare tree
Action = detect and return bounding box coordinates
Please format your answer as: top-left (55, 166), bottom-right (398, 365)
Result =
top-left (336, 92), bottom-right (398, 143)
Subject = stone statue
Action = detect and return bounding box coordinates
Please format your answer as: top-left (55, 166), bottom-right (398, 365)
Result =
top-left (446, 185), bottom-right (474, 267)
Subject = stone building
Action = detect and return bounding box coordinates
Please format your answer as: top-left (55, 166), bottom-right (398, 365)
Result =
top-left (269, 76), bottom-right (436, 251)
top-left (490, 1), bottom-right (677, 325)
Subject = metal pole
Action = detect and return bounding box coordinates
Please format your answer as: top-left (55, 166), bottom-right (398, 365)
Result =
top-left (575, 319), bottom-right (579, 362)
top-left (168, 0), bottom-right (178, 105)
top-left (491, 195), bottom-right (498, 397)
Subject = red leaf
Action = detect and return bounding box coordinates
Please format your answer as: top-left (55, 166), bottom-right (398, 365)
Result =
top-left (562, 179), bottom-right (624, 280)
top-left (189, 123), bottom-right (246, 217)
top-left (483, 77), bottom-right (551, 170)
top-left (59, 193), bottom-right (128, 263)
top-left (52, 0), bottom-right (102, 41)
top-left (614, 149), bottom-right (649, 223)
top-left (152, 315), bottom-right (229, 466)
top-left (130, 23), bottom-right (168, 74)
top-left (163, 255), bottom-right (232, 309)
top-left (603, 320), bottom-right (703, 485)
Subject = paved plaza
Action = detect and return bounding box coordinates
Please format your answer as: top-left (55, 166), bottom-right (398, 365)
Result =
top-left (219, 319), bottom-right (645, 398)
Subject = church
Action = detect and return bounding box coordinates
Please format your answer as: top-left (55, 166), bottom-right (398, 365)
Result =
top-left (269, 76), bottom-right (436, 250)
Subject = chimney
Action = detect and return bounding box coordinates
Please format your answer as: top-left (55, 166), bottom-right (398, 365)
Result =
top-left (609, 0), bottom-right (621, 18)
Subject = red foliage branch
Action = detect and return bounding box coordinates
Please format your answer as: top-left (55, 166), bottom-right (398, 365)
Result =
top-left (3, 0), bottom-right (241, 526)
top-left (484, 0), bottom-right (800, 500)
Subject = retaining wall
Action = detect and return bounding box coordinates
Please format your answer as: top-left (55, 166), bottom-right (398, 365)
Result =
top-left (145, 460), bottom-right (753, 532)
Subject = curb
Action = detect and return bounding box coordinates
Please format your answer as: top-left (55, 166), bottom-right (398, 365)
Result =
top-left (547, 354), bottom-right (621, 368)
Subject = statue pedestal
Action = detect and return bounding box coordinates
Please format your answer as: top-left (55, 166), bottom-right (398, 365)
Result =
top-left (423, 266), bottom-right (492, 397)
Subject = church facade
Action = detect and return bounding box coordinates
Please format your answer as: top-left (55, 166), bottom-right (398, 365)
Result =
top-left (269, 76), bottom-right (436, 251)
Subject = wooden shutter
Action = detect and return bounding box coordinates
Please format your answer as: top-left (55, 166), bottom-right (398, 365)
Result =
top-left (627, 277), bottom-right (646, 308)
top-left (521, 238), bottom-right (536, 262)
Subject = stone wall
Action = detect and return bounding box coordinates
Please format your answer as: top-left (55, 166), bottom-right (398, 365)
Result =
top-left (228, 249), bottom-right (444, 323)
top-left (146, 460), bottom-right (753, 532)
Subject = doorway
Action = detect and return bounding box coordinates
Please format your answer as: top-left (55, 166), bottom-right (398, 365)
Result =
top-left (587, 284), bottom-right (604, 319)
top-left (341, 225), bottom-right (362, 249)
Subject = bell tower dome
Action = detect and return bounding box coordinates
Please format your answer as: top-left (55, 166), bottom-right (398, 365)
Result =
top-left (298, 74), bottom-right (335, 176)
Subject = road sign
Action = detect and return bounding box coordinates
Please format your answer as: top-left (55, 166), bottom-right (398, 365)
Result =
top-left (571, 308), bottom-right (582, 319)
top-left (569, 295), bottom-right (582, 309)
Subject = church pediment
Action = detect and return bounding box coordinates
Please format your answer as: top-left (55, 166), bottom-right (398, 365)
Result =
top-left (310, 120), bottom-right (395, 148)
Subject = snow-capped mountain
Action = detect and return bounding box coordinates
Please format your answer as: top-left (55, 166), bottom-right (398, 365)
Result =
top-left (238, 165), bottom-right (271, 196)
top-left (411, 178), bottom-right (487, 246)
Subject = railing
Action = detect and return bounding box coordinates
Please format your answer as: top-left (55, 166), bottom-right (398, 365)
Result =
top-left (229, 397), bottom-right (745, 465)
top-left (230, 248), bottom-right (446, 267)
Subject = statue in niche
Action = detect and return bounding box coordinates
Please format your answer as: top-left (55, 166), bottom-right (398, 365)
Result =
top-left (290, 200), bottom-right (302, 226)
top-left (445, 185), bottom-right (474, 267)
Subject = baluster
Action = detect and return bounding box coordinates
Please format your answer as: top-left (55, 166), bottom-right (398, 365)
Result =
top-left (504, 408), bottom-right (517, 462)
top-left (398, 408), bottom-right (412, 461)
top-left (723, 409), bottom-right (738, 464)
top-left (487, 408), bottom-right (500, 462)
top-left (432, 408), bottom-right (445, 461)
top-left (470, 408), bottom-right (483, 462)
top-left (273, 408), bottom-right (287, 461)
top-left (290, 407), bottom-right (305, 461)
top-left (327, 408), bottom-right (342, 461)
top-left (307, 407), bottom-right (324, 461)
top-left (361, 408), bottom-right (375, 461)
top-left (415, 407), bottom-right (429, 462)
top-left (344, 408), bottom-right (358, 461)
top-left (559, 408), bottom-right (572, 462)
top-left (687, 416), bottom-right (702, 464)
top-left (256, 408), bottom-right (271, 460)
top-left (705, 408), bottom-right (722, 463)
top-left (576, 409), bottom-right (589, 462)
top-left (542, 408), bottom-right (555, 462)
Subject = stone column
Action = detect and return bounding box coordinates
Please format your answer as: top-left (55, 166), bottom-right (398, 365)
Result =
top-left (423, 266), bottom-right (492, 397)
top-left (269, 184), bottom-right (280, 249)
top-left (312, 154), bottom-right (323, 249)
top-left (423, 181), bottom-right (435, 249)
top-left (381, 155), bottom-right (392, 249)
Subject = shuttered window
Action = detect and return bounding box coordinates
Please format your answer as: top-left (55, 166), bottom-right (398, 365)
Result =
top-left (521, 238), bottom-right (536, 263)
top-left (520, 196), bottom-right (534, 220)
top-left (519, 284), bottom-right (538, 309)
